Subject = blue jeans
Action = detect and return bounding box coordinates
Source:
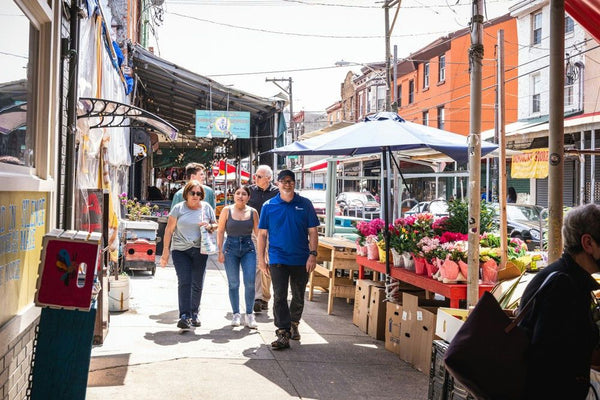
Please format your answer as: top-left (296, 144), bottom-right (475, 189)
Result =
top-left (269, 263), bottom-right (309, 332)
top-left (223, 235), bottom-right (256, 315)
top-left (172, 248), bottom-right (208, 319)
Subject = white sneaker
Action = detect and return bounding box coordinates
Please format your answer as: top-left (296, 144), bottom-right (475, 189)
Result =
top-left (245, 313), bottom-right (258, 329)
top-left (231, 313), bottom-right (241, 327)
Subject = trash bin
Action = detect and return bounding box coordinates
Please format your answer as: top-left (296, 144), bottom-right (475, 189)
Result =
top-left (156, 216), bottom-right (168, 255)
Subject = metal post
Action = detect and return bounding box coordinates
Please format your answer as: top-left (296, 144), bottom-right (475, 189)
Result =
top-left (64, 0), bottom-right (82, 230)
top-left (547, 0), bottom-right (565, 263)
top-left (497, 30), bottom-right (508, 269)
top-left (466, 0), bottom-right (484, 306)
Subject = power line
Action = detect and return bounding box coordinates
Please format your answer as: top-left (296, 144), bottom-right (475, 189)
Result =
top-left (167, 12), bottom-right (450, 39)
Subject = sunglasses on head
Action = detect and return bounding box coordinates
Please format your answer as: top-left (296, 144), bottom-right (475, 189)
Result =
top-left (189, 191), bottom-right (203, 197)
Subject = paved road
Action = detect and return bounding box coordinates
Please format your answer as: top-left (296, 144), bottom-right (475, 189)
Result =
top-left (87, 256), bottom-right (428, 400)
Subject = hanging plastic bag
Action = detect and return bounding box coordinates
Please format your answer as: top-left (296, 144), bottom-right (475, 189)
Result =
top-left (200, 226), bottom-right (217, 255)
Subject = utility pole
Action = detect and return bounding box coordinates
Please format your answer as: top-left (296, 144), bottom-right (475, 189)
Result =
top-left (467, 0), bottom-right (483, 306)
top-left (384, 0), bottom-right (400, 112)
top-left (266, 77), bottom-right (294, 168)
top-left (547, 0), bottom-right (565, 262)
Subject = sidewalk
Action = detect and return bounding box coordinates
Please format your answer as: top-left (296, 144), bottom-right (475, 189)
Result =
top-left (86, 256), bottom-right (428, 400)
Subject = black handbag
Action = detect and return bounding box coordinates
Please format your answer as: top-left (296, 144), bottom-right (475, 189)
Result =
top-left (444, 272), bottom-right (559, 400)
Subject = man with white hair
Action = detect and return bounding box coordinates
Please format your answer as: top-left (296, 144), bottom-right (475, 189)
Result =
top-left (247, 165), bottom-right (279, 312)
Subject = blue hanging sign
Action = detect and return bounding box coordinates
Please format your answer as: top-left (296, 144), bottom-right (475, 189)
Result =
top-left (195, 110), bottom-right (250, 139)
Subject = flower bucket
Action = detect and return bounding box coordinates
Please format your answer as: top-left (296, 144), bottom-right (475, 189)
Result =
top-left (425, 259), bottom-right (439, 278)
top-left (391, 248), bottom-right (404, 267)
top-left (481, 259), bottom-right (498, 284)
top-left (402, 252), bottom-right (415, 270)
top-left (413, 255), bottom-right (426, 275)
top-left (367, 242), bottom-right (379, 260)
top-left (377, 246), bottom-right (387, 263)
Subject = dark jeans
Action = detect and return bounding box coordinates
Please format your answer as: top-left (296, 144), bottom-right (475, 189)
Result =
top-left (172, 248), bottom-right (208, 319)
top-left (269, 263), bottom-right (309, 332)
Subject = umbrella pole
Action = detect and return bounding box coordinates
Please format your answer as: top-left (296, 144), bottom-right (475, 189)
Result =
top-left (382, 148), bottom-right (391, 277)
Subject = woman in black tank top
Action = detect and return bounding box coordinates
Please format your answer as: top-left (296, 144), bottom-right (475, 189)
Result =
top-left (217, 186), bottom-right (259, 329)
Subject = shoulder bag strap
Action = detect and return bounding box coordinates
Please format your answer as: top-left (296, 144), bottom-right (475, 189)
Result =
top-left (505, 271), bottom-right (560, 333)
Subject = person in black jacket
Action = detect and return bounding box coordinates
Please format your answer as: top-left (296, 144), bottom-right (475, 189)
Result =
top-left (247, 165), bottom-right (279, 312)
top-left (518, 203), bottom-right (600, 399)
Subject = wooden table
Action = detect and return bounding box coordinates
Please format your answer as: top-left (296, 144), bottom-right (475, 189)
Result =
top-left (356, 256), bottom-right (494, 308)
top-left (308, 237), bottom-right (359, 314)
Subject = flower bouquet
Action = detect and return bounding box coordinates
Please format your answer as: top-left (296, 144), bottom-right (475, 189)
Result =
top-left (356, 219), bottom-right (386, 257)
top-left (416, 236), bottom-right (441, 277)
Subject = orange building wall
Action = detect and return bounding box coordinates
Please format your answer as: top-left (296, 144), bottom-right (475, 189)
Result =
top-left (395, 17), bottom-right (518, 136)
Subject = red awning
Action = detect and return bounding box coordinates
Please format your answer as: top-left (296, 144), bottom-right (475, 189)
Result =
top-left (566, 0), bottom-right (600, 43)
top-left (212, 160), bottom-right (250, 178)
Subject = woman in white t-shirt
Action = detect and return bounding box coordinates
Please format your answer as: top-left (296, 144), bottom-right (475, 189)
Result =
top-left (160, 180), bottom-right (216, 330)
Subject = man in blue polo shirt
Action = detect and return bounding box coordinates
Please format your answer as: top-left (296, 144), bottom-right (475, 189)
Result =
top-left (257, 169), bottom-right (319, 350)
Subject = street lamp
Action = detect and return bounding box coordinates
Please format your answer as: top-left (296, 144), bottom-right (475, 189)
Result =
top-left (334, 60), bottom-right (387, 86)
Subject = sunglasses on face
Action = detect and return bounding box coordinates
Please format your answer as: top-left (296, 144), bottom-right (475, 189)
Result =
top-left (189, 191), bottom-right (203, 197)
top-left (255, 174), bottom-right (267, 179)
top-left (279, 180), bottom-right (294, 185)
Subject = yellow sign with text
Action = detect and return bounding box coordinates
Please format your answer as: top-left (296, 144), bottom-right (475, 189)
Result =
top-left (511, 149), bottom-right (549, 179)
top-left (0, 192), bottom-right (47, 327)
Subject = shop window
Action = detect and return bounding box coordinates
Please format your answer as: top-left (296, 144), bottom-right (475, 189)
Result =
top-left (0, 2), bottom-right (37, 167)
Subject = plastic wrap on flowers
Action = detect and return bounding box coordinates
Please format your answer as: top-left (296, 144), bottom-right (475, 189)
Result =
top-left (458, 260), bottom-right (468, 278)
top-left (425, 258), bottom-right (439, 278)
top-left (402, 252), bottom-right (415, 270)
top-left (441, 256), bottom-right (460, 281)
top-left (377, 245), bottom-right (387, 263)
top-left (391, 248), bottom-right (404, 267)
top-left (367, 243), bottom-right (379, 260)
top-left (355, 239), bottom-right (367, 256)
top-left (481, 259), bottom-right (498, 284)
top-left (413, 255), bottom-right (426, 275)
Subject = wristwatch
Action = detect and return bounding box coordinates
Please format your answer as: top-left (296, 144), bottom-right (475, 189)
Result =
top-left (309, 250), bottom-right (318, 256)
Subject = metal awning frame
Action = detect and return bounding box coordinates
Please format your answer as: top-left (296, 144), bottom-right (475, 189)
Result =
top-left (77, 97), bottom-right (178, 141)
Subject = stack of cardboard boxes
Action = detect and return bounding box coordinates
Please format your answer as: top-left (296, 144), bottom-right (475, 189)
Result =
top-left (353, 280), bottom-right (439, 373)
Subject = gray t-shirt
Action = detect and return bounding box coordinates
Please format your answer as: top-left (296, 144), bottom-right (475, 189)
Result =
top-left (169, 201), bottom-right (216, 251)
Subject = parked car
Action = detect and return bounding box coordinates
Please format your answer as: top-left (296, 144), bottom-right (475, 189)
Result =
top-left (298, 189), bottom-right (341, 216)
top-left (336, 191), bottom-right (380, 218)
top-left (497, 203), bottom-right (548, 250)
top-left (403, 199), bottom-right (449, 217)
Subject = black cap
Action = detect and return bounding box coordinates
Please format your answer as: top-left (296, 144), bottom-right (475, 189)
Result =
top-left (277, 169), bottom-right (295, 181)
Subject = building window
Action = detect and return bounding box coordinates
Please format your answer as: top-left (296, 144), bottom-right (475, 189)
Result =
top-left (376, 85), bottom-right (386, 111)
top-left (532, 12), bottom-right (542, 45)
top-left (531, 73), bottom-right (541, 114)
top-left (408, 79), bottom-right (414, 104)
top-left (437, 106), bottom-right (445, 130)
top-left (565, 16), bottom-right (574, 34)
top-left (422, 110), bottom-right (429, 126)
top-left (1, 2), bottom-right (38, 168)
top-left (423, 62), bottom-right (430, 89)
top-left (438, 54), bottom-right (446, 83)
top-left (565, 73), bottom-right (574, 107)
top-left (397, 84), bottom-right (402, 108)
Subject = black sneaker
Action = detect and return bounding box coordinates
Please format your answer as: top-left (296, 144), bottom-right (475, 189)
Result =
top-left (271, 329), bottom-right (290, 350)
top-left (253, 300), bottom-right (263, 313)
top-left (290, 321), bottom-right (301, 340)
top-left (191, 317), bottom-right (201, 327)
top-left (177, 317), bottom-right (191, 330)
top-left (260, 300), bottom-right (269, 310)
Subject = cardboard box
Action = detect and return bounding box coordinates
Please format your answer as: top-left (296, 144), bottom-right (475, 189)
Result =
top-left (367, 286), bottom-right (387, 340)
top-left (413, 306), bottom-right (437, 373)
top-left (398, 292), bottom-right (439, 372)
top-left (353, 279), bottom-right (381, 332)
top-left (435, 307), bottom-right (469, 343)
top-left (398, 292), bottom-right (419, 363)
top-left (385, 302), bottom-right (403, 354)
